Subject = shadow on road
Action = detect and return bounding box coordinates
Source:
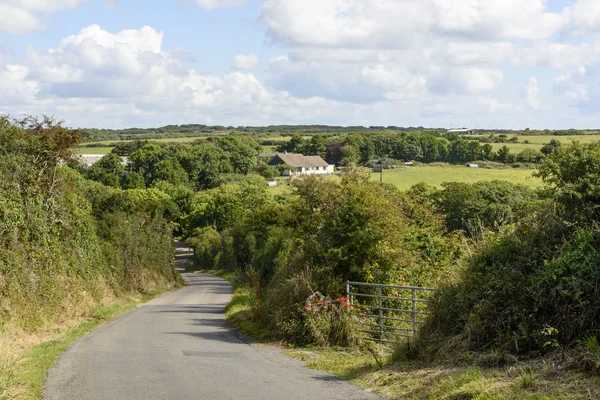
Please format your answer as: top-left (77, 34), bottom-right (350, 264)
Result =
top-left (166, 330), bottom-right (243, 344)
top-left (189, 318), bottom-right (229, 328)
top-left (150, 305), bottom-right (228, 314)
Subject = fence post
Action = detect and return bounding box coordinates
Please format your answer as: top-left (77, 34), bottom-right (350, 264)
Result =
top-left (346, 281), bottom-right (352, 306)
top-left (377, 286), bottom-right (383, 342)
top-left (411, 288), bottom-right (417, 338)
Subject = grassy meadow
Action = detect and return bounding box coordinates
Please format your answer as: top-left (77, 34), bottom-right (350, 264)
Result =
top-left (370, 165), bottom-right (542, 190)
top-left (464, 134), bottom-right (600, 153)
top-left (74, 146), bottom-right (116, 154)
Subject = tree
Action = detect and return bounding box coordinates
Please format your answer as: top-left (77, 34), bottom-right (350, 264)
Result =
top-left (496, 145), bottom-right (512, 163)
top-left (541, 139), bottom-right (562, 156)
top-left (517, 149), bottom-right (541, 163)
top-left (212, 136), bottom-right (261, 175)
top-left (121, 172), bottom-right (146, 189)
top-left (86, 153), bottom-right (125, 187)
top-left (435, 180), bottom-right (537, 235)
top-left (536, 141), bottom-right (600, 219)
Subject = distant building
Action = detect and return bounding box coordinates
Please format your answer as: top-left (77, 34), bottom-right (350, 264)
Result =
top-left (77, 154), bottom-right (128, 167)
top-left (467, 163), bottom-right (479, 168)
top-left (447, 128), bottom-right (476, 135)
top-left (268, 153), bottom-right (335, 176)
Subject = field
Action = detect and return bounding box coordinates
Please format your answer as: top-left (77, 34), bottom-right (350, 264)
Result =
top-left (371, 165), bottom-right (541, 190)
top-left (77, 135), bottom-right (290, 155)
top-left (465, 134), bottom-right (600, 153)
top-left (74, 147), bottom-right (116, 154)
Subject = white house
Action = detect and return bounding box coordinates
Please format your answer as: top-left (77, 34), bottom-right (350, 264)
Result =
top-left (447, 128), bottom-right (476, 135)
top-left (268, 153), bottom-right (335, 177)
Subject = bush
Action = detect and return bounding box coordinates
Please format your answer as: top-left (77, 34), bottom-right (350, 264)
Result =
top-left (185, 170), bottom-right (463, 345)
top-left (409, 142), bottom-right (600, 358)
top-left (0, 116), bottom-right (182, 332)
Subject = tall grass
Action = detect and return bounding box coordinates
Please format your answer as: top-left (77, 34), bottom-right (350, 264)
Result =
top-left (0, 338), bottom-right (17, 400)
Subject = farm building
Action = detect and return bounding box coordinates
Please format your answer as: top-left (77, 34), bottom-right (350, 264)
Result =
top-left (268, 153), bottom-right (335, 177)
top-left (76, 154), bottom-right (129, 167)
top-left (447, 128), bottom-right (476, 135)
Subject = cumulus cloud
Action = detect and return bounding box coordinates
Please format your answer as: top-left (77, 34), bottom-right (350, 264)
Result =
top-left (256, 0), bottom-right (572, 105)
top-left (195, 0), bottom-right (247, 9)
top-left (569, 0), bottom-right (600, 32)
top-left (259, 0), bottom-right (567, 49)
top-left (231, 53), bottom-right (259, 69)
top-left (0, 0), bottom-right (87, 34)
top-left (523, 77), bottom-right (547, 110)
top-left (554, 67), bottom-right (591, 105)
top-left (514, 41), bottom-right (600, 69)
top-left (0, 64), bottom-right (39, 105)
top-left (0, 23), bottom-right (529, 128)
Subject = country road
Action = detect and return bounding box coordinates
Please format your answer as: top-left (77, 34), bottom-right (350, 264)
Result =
top-left (43, 244), bottom-right (381, 400)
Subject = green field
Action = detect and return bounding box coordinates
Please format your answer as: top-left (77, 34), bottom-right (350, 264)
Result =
top-left (81, 136), bottom-right (207, 146)
top-left (74, 147), bottom-right (115, 154)
top-left (490, 142), bottom-right (543, 152)
top-left (77, 135), bottom-right (291, 155)
top-left (466, 134), bottom-right (600, 153)
top-left (370, 165), bottom-right (542, 190)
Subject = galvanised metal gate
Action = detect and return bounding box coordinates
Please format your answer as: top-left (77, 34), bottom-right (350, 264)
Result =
top-left (346, 281), bottom-right (435, 343)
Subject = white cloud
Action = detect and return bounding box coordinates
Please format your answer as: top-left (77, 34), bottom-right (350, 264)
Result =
top-left (259, 0), bottom-right (567, 49)
top-left (102, 0), bottom-right (119, 9)
top-left (554, 67), bottom-right (590, 103)
top-left (0, 0), bottom-right (87, 34)
top-left (231, 53), bottom-right (259, 69)
top-left (514, 42), bottom-right (600, 69)
top-left (523, 77), bottom-right (547, 110)
top-left (0, 4), bottom-right (44, 34)
top-left (428, 67), bottom-right (504, 95)
top-left (256, 0), bottom-right (571, 108)
top-left (195, 0), bottom-right (247, 9)
top-left (0, 64), bottom-right (39, 105)
top-left (569, 0), bottom-right (600, 32)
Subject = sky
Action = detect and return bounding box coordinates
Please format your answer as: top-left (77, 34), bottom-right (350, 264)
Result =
top-left (0, 0), bottom-right (599, 129)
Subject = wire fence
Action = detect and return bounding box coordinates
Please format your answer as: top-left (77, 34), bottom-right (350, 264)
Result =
top-left (346, 281), bottom-right (436, 344)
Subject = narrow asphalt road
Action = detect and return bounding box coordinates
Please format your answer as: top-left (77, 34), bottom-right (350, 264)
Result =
top-left (43, 244), bottom-right (381, 400)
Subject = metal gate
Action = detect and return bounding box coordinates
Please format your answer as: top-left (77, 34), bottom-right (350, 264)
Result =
top-left (346, 281), bottom-right (435, 343)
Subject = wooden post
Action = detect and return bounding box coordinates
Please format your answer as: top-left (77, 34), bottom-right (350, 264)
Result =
top-left (411, 288), bottom-right (417, 338)
top-left (377, 286), bottom-right (383, 342)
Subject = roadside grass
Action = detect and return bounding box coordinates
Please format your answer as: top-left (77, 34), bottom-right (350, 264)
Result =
top-left (286, 347), bottom-right (600, 399)
top-left (1, 287), bottom-right (169, 400)
top-left (191, 269), bottom-right (271, 341)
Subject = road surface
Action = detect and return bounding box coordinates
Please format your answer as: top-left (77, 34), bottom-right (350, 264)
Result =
top-left (43, 244), bottom-right (381, 400)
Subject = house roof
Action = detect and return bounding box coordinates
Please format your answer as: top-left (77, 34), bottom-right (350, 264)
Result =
top-left (274, 153), bottom-right (329, 167)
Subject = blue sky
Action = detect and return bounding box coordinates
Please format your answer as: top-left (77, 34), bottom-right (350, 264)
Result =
top-left (0, 0), bottom-right (599, 129)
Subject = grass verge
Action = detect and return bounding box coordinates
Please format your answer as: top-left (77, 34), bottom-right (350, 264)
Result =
top-left (2, 287), bottom-right (169, 400)
top-left (286, 347), bottom-right (600, 399)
